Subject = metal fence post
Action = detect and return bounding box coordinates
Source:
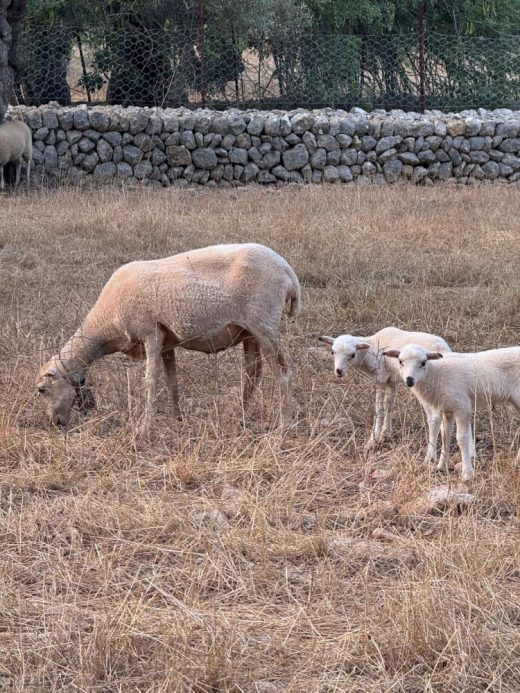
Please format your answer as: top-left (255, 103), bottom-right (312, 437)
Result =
top-left (418, 0), bottom-right (425, 113)
top-left (199, 0), bottom-right (206, 107)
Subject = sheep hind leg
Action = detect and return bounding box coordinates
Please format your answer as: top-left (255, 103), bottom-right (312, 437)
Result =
top-left (162, 347), bottom-right (182, 422)
top-left (257, 336), bottom-right (292, 427)
top-left (15, 159), bottom-right (21, 187)
top-left (242, 336), bottom-right (262, 413)
top-left (137, 328), bottom-right (164, 439)
top-left (0, 166), bottom-right (4, 191)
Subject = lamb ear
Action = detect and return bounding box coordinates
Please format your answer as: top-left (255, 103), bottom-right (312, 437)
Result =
top-left (383, 350), bottom-right (400, 359)
top-left (356, 342), bottom-right (371, 351)
top-left (75, 384), bottom-right (96, 414)
top-left (319, 336), bottom-right (334, 345)
top-left (427, 352), bottom-right (443, 360)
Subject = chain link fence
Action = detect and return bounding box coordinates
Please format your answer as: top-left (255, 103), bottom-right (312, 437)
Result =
top-left (15, 26), bottom-right (520, 112)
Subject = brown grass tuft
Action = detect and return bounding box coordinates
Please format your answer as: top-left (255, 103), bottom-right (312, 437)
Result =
top-left (1, 184), bottom-right (520, 690)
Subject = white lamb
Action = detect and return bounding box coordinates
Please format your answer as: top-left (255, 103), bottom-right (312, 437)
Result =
top-left (36, 243), bottom-right (301, 434)
top-left (319, 327), bottom-right (451, 460)
top-left (0, 119), bottom-right (32, 190)
top-left (384, 344), bottom-right (520, 482)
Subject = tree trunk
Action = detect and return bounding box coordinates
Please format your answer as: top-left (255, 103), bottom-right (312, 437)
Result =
top-left (0, 0), bottom-right (27, 121)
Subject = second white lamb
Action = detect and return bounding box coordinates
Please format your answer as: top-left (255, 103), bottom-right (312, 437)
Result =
top-left (384, 344), bottom-right (520, 482)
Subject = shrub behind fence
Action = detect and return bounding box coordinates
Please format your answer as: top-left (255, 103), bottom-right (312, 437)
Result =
top-left (16, 27), bottom-right (520, 112)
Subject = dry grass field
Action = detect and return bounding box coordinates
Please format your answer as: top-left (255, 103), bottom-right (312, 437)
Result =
top-left (1, 184), bottom-right (520, 691)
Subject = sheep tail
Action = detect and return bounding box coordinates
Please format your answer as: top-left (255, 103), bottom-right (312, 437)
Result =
top-left (285, 278), bottom-right (301, 318)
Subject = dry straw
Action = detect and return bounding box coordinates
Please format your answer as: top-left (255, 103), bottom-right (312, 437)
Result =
top-left (0, 184), bottom-right (519, 690)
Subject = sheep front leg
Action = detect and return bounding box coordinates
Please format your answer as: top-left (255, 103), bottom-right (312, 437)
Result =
top-left (437, 413), bottom-right (454, 472)
top-left (455, 414), bottom-right (474, 483)
top-left (0, 165), bottom-right (4, 191)
top-left (138, 329), bottom-right (164, 438)
top-left (423, 407), bottom-right (442, 466)
top-left (162, 347), bottom-right (182, 421)
top-left (380, 382), bottom-right (397, 438)
top-left (366, 383), bottom-right (385, 449)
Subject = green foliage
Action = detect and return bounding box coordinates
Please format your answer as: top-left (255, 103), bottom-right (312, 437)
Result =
top-left (21, 0), bottom-right (520, 109)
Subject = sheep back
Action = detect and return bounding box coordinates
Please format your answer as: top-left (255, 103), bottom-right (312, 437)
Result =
top-left (0, 121), bottom-right (32, 166)
top-left (83, 243), bottom-right (300, 345)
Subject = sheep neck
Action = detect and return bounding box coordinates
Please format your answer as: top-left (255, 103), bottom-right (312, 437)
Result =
top-left (411, 363), bottom-right (442, 409)
top-left (57, 320), bottom-right (115, 383)
top-left (357, 346), bottom-right (380, 378)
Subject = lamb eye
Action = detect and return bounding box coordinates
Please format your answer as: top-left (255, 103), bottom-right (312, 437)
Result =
top-left (38, 386), bottom-right (46, 394)
top-left (421, 361), bottom-right (426, 367)
top-left (350, 354), bottom-right (355, 359)
top-left (399, 361), bottom-right (403, 366)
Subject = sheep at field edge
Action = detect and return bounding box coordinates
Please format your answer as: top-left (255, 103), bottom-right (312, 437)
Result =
top-left (36, 243), bottom-right (301, 435)
top-left (319, 327), bottom-right (452, 462)
top-left (0, 119), bottom-right (32, 190)
top-left (383, 344), bottom-right (520, 482)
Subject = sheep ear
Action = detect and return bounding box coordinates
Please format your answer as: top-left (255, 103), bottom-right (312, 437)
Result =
top-left (356, 342), bottom-right (371, 351)
top-left (75, 384), bottom-right (96, 414)
top-left (383, 350), bottom-right (400, 359)
top-left (427, 352), bottom-right (443, 360)
top-left (319, 336), bottom-right (334, 345)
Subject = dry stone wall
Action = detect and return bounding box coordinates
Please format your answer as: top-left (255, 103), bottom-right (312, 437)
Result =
top-left (9, 103), bottom-right (520, 187)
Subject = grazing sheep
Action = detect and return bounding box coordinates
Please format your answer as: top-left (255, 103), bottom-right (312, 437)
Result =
top-left (319, 327), bottom-right (451, 460)
top-left (0, 119), bottom-right (32, 190)
top-left (384, 344), bottom-right (520, 482)
top-left (36, 243), bottom-right (301, 434)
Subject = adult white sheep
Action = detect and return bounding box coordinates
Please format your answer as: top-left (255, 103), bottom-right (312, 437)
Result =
top-left (36, 243), bottom-right (301, 434)
top-left (319, 327), bottom-right (451, 461)
top-left (0, 119), bottom-right (32, 190)
top-left (383, 344), bottom-right (520, 482)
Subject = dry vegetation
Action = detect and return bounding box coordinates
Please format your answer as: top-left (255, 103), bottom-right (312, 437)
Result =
top-left (1, 184), bottom-right (520, 691)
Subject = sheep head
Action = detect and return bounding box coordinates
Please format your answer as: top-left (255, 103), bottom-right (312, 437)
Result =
top-left (36, 357), bottom-right (96, 427)
top-left (383, 344), bottom-right (443, 388)
top-left (319, 335), bottom-right (371, 378)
